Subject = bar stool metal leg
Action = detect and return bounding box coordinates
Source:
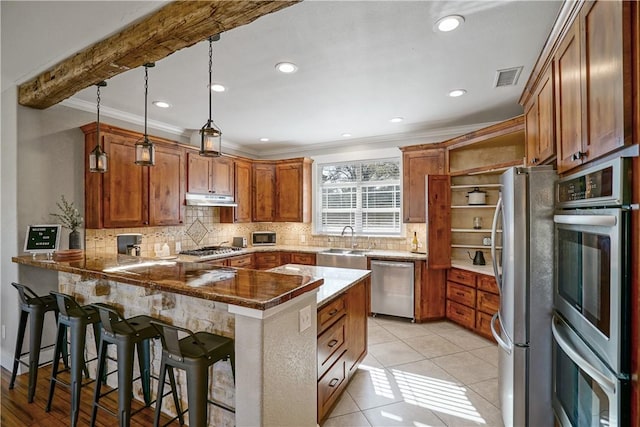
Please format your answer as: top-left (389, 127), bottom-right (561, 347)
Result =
top-left (8, 311), bottom-right (28, 390)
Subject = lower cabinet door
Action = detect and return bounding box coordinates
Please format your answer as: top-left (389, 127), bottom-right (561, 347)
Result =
top-left (476, 311), bottom-right (496, 341)
top-left (318, 357), bottom-right (347, 421)
top-left (446, 300), bottom-right (475, 329)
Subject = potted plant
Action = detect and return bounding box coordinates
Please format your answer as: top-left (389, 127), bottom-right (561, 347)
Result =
top-left (50, 195), bottom-right (83, 249)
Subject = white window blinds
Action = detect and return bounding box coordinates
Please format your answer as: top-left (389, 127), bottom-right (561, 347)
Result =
top-left (317, 158), bottom-right (401, 235)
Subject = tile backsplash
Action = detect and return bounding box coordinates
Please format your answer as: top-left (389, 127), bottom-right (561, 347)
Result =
top-left (85, 206), bottom-right (427, 257)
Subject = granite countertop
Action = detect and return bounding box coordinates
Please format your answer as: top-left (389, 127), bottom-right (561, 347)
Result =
top-left (268, 264), bottom-right (371, 307)
top-left (451, 258), bottom-right (497, 276)
top-left (12, 254), bottom-right (323, 311)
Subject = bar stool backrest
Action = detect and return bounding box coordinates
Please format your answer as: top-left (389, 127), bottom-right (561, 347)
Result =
top-left (11, 282), bottom-right (45, 306)
top-left (91, 303), bottom-right (127, 335)
top-left (50, 291), bottom-right (82, 316)
top-left (150, 321), bottom-right (208, 359)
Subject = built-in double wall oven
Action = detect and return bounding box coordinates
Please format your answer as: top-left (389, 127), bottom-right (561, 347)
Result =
top-left (552, 158), bottom-right (632, 427)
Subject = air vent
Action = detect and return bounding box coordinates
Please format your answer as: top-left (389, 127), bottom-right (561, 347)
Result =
top-left (494, 66), bottom-right (523, 87)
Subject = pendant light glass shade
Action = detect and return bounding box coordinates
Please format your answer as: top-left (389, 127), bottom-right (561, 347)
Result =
top-left (135, 63), bottom-right (156, 166)
top-left (200, 35), bottom-right (222, 157)
top-left (89, 81), bottom-right (108, 173)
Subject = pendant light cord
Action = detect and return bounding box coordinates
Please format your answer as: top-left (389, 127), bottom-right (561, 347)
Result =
top-left (96, 85), bottom-right (101, 131)
top-left (208, 37), bottom-right (213, 125)
top-left (144, 65), bottom-right (149, 138)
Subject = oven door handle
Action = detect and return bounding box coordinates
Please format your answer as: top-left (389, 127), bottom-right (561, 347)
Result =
top-left (551, 316), bottom-right (616, 394)
top-left (490, 312), bottom-right (512, 355)
top-left (553, 214), bottom-right (617, 227)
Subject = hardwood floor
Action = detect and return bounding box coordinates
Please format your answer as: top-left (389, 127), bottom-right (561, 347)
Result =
top-left (1, 366), bottom-right (180, 426)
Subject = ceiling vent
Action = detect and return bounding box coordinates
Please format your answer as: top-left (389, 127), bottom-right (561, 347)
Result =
top-left (494, 66), bottom-right (523, 87)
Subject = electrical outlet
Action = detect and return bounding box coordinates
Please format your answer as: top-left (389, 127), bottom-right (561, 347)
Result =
top-left (299, 234), bottom-right (306, 243)
top-left (299, 305), bottom-right (311, 333)
top-left (175, 241), bottom-right (181, 253)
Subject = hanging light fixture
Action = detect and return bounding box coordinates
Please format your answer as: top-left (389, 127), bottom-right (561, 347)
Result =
top-left (200, 35), bottom-right (222, 157)
top-left (135, 63), bottom-right (156, 166)
top-left (89, 81), bottom-right (108, 173)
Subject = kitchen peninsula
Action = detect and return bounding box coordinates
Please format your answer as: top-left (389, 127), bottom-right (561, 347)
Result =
top-left (11, 253), bottom-right (370, 426)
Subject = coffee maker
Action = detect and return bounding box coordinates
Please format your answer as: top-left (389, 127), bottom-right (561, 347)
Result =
top-left (117, 233), bottom-right (142, 256)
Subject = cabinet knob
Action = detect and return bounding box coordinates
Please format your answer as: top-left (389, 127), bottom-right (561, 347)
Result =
top-left (571, 151), bottom-right (587, 161)
top-left (529, 158), bottom-right (538, 165)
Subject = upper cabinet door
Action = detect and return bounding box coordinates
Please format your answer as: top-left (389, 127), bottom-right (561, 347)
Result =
top-left (187, 153), bottom-right (210, 193)
top-left (276, 162), bottom-right (309, 222)
top-left (525, 63), bottom-right (556, 166)
top-left (252, 163), bottom-right (276, 222)
top-left (555, 21), bottom-right (584, 173)
top-left (149, 145), bottom-right (184, 226)
top-left (402, 149), bottom-right (445, 223)
top-left (102, 133), bottom-right (148, 227)
top-left (581, 0), bottom-right (630, 161)
top-left (210, 156), bottom-right (234, 196)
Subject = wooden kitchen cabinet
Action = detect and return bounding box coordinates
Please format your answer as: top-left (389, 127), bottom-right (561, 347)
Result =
top-left (252, 162), bottom-right (276, 221)
top-left (426, 175), bottom-right (451, 269)
top-left (290, 252), bottom-right (316, 265)
top-left (317, 278), bottom-right (369, 422)
top-left (445, 268), bottom-right (499, 340)
top-left (83, 123), bottom-right (184, 228)
top-left (524, 63), bottom-right (555, 166)
top-left (187, 152), bottom-right (233, 195)
top-left (401, 148), bottom-right (446, 223)
top-left (252, 158), bottom-right (313, 223)
top-left (221, 159), bottom-right (252, 223)
top-left (554, 0), bottom-right (633, 173)
top-left (253, 252), bottom-right (280, 270)
top-left (226, 253), bottom-right (254, 268)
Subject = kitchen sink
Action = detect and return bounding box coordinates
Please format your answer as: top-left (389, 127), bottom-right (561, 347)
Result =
top-left (317, 248), bottom-right (368, 270)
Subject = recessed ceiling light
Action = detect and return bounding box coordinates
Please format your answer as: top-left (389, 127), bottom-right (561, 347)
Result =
top-left (210, 83), bottom-right (226, 92)
top-left (152, 100), bottom-right (171, 108)
top-left (260, 138), bottom-right (270, 142)
top-left (275, 62), bottom-right (298, 74)
top-left (448, 89), bottom-right (467, 97)
top-left (390, 117), bottom-right (404, 123)
top-left (435, 15), bottom-right (465, 32)
top-left (341, 133), bottom-right (352, 138)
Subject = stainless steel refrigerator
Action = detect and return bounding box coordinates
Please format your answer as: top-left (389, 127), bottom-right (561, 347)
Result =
top-left (490, 165), bottom-right (556, 427)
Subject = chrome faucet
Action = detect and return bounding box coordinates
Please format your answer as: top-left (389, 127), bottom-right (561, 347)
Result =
top-left (341, 226), bottom-right (356, 248)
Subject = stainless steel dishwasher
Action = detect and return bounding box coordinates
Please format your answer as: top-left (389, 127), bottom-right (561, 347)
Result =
top-left (370, 260), bottom-right (414, 320)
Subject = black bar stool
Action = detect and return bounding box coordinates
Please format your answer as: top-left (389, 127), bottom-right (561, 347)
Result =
top-left (9, 282), bottom-right (64, 403)
top-left (151, 321), bottom-right (235, 427)
top-left (46, 291), bottom-right (102, 427)
top-left (89, 303), bottom-right (158, 427)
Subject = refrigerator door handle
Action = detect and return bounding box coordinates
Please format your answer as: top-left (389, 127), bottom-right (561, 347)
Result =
top-left (491, 195), bottom-right (503, 293)
top-left (491, 312), bottom-right (512, 355)
top-left (552, 316), bottom-right (616, 394)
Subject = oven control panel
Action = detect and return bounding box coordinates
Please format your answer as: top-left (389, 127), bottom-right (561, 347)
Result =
top-left (557, 158), bottom-right (630, 208)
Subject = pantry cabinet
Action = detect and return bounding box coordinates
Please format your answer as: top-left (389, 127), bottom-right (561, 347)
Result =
top-left (553, 0), bottom-right (633, 173)
top-left (83, 123), bottom-right (184, 228)
top-left (401, 148), bottom-right (446, 223)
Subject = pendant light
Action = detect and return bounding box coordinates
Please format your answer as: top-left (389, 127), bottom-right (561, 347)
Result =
top-left (135, 63), bottom-right (156, 166)
top-left (89, 81), bottom-right (108, 173)
top-left (200, 35), bottom-right (222, 157)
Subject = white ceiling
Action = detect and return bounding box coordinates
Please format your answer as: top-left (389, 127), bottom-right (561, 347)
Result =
top-left (2, 1), bottom-right (562, 157)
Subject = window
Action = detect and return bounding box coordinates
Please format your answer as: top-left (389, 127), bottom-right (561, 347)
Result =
top-left (316, 158), bottom-right (401, 235)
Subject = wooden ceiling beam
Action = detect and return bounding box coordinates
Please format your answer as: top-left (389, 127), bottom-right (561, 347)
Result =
top-left (18, 0), bottom-right (300, 109)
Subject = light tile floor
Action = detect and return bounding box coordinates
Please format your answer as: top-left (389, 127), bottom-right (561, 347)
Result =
top-left (322, 317), bottom-right (504, 427)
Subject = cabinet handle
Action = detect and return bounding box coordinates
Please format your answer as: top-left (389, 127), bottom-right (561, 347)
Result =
top-left (328, 339), bottom-right (338, 348)
top-left (328, 309), bottom-right (338, 316)
top-left (455, 292), bottom-right (466, 297)
top-left (329, 378), bottom-right (339, 387)
top-left (571, 151), bottom-right (587, 161)
top-left (529, 157), bottom-right (538, 165)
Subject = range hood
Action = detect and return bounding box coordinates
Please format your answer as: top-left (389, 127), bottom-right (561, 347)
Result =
top-left (185, 193), bottom-right (237, 207)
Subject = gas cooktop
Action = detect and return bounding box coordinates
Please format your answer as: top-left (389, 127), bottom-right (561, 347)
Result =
top-left (179, 246), bottom-right (243, 258)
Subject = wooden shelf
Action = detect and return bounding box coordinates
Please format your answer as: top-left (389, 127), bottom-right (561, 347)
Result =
top-left (451, 205), bottom-right (497, 209)
top-left (452, 244), bottom-right (503, 249)
top-left (451, 184), bottom-right (501, 190)
top-left (450, 159), bottom-right (523, 177)
top-left (452, 228), bottom-right (502, 233)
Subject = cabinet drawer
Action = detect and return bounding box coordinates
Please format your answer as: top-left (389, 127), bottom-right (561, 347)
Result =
top-left (318, 296), bottom-right (346, 334)
top-left (477, 290), bottom-right (500, 314)
top-left (446, 282), bottom-right (476, 308)
top-left (318, 316), bottom-right (346, 379)
top-left (446, 300), bottom-right (475, 329)
top-left (318, 357), bottom-right (346, 421)
top-left (205, 259), bottom-right (226, 267)
top-left (476, 311), bottom-right (496, 341)
top-left (291, 252), bottom-right (316, 265)
top-left (227, 254), bottom-right (253, 268)
top-left (477, 274), bottom-right (499, 293)
top-left (447, 268), bottom-right (476, 287)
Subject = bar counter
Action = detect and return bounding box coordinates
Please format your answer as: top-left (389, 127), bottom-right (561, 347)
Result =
top-left (11, 254), bottom-right (323, 310)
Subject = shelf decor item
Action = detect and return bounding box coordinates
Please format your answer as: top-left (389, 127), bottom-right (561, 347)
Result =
top-left (134, 63), bottom-right (156, 166)
top-left (50, 195), bottom-right (83, 249)
top-left (199, 34), bottom-right (223, 157)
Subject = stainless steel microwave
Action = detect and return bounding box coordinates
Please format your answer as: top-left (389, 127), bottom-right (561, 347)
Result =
top-left (252, 231), bottom-right (276, 246)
